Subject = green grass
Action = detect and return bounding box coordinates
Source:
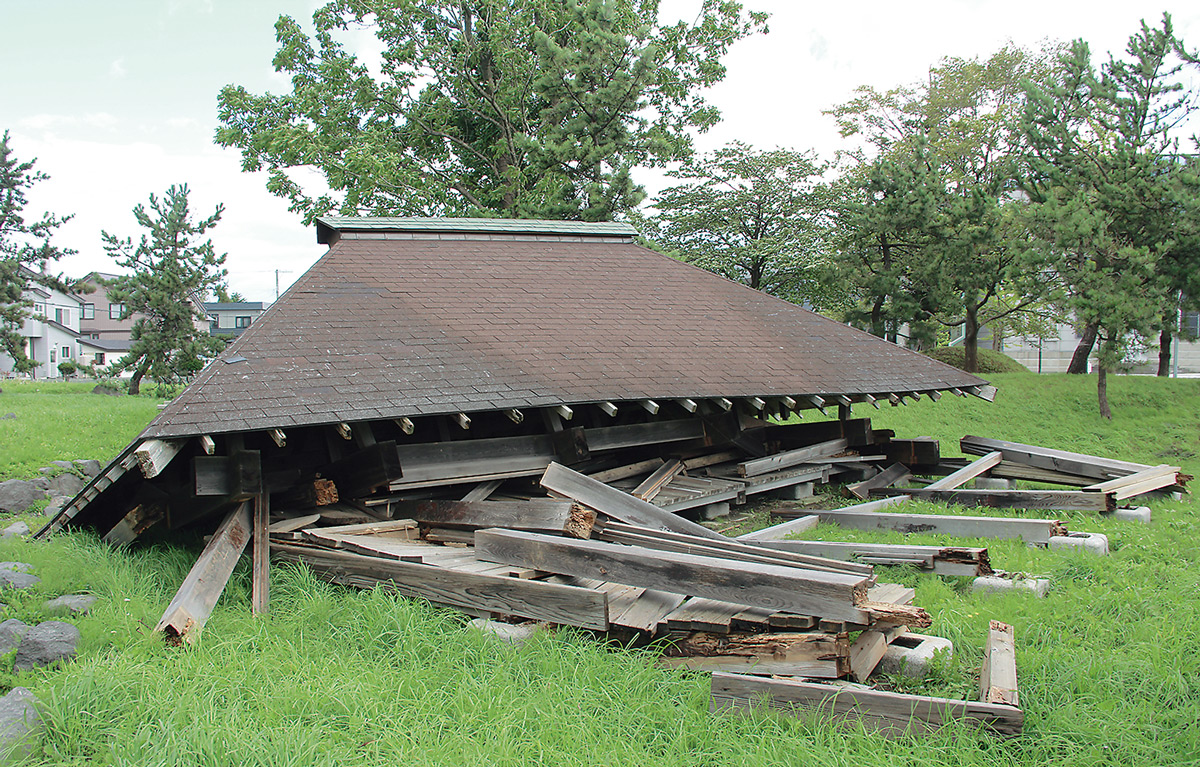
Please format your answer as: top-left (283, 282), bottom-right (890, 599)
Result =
top-left (0, 381), bottom-right (163, 480)
top-left (924, 346), bottom-right (1030, 374)
top-left (1, 373), bottom-right (1198, 764)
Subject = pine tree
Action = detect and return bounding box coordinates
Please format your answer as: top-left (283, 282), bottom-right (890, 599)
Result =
top-left (102, 185), bottom-right (228, 395)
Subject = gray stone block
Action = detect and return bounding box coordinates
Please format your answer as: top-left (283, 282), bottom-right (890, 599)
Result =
top-left (0, 481), bottom-right (45, 514)
top-left (1, 522), bottom-right (30, 541)
top-left (972, 573), bottom-right (1049, 598)
top-left (42, 496), bottom-right (69, 518)
top-left (972, 477), bottom-right (1016, 490)
top-left (28, 478), bottom-right (48, 493)
top-left (1111, 506), bottom-right (1152, 524)
top-left (43, 594), bottom-right (98, 617)
top-left (0, 571), bottom-right (39, 591)
top-left (0, 620), bottom-right (30, 654)
top-left (49, 461), bottom-right (73, 470)
top-left (0, 687), bottom-right (41, 761)
top-left (876, 633), bottom-right (954, 678)
top-left (14, 621), bottom-right (80, 671)
top-left (46, 473), bottom-right (84, 498)
top-left (701, 502), bottom-right (731, 520)
top-left (0, 564), bottom-right (31, 573)
top-left (1049, 532), bottom-right (1109, 555)
top-left (772, 482), bottom-right (814, 501)
top-left (73, 460), bottom-right (102, 478)
top-left (467, 618), bottom-right (543, 646)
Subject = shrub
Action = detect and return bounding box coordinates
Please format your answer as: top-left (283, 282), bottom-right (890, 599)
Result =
top-left (924, 346), bottom-right (1029, 374)
top-left (57, 360), bottom-right (79, 378)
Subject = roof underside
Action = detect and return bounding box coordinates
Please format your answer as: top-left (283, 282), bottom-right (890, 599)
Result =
top-left (143, 220), bottom-right (986, 439)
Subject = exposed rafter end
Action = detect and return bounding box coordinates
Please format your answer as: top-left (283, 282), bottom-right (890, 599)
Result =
top-left (745, 397), bottom-right (766, 411)
top-left (968, 385), bottom-right (998, 402)
top-left (554, 404), bottom-right (574, 421)
top-left (713, 398), bottom-right (733, 411)
top-left (927, 390), bottom-right (942, 402)
top-left (598, 401), bottom-right (618, 417)
top-left (394, 417), bottom-right (415, 435)
top-left (833, 395), bottom-right (853, 408)
top-left (199, 435), bottom-right (216, 455)
top-left (675, 398), bottom-right (698, 413)
top-left (504, 408), bottom-right (524, 424)
top-left (949, 387), bottom-right (967, 397)
top-left (862, 394), bottom-right (881, 410)
top-left (802, 394), bottom-right (828, 416)
top-left (888, 393), bottom-right (903, 406)
top-left (268, 429), bottom-right (286, 448)
top-left (640, 399), bottom-right (660, 415)
top-left (453, 412), bottom-right (471, 430)
top-left (336, 422), bottom-right (353, 440)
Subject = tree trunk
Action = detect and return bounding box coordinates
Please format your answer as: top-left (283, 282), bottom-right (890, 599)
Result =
top-left (1097, 365), bottom-right (1111, 420)
top-left (963, 303), bottom-right (980, 374)
top-left (869, 295), bottom-right (885, 339)
top-left (1157, 325), bottom-right (1172, 377)
top-left (128, 366), bottom-right (146, 396)
top-left (1067, 323), bottom-right (1098, 374)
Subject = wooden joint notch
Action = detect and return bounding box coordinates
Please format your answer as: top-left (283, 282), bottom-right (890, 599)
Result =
top-left (336, 422), bottom-right (352, 440)
top-left (452, 412), bottom-right (471, 430)
top-left (394, 417), bottom-right (415, 435)
top-left (268, 429), bottom-right (286, 448)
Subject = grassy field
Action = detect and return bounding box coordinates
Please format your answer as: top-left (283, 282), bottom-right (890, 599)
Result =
top-left (1, 373), bottom-right (1198, 764)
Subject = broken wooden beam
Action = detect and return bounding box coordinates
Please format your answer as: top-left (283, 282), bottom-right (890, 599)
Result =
top-left (813, 507), bottom-right (1066, 544)
top-left (135, 438), bottom-right (183, 479)
top-left (960, 435), bottom-right (1151, 481)
top-left (868, 487), bottom-right (1115, 512)
top-left (155, 501), bottom-right (253, 645)
top-left (980, 620), bottom-right (1019, 708)
top-left (632, 459), bottom-right (684, 501)
top-left (271, 478), bottom-right (339, 509)
top-left (396, 499), bottom-right (596, 538)
top-left (660, 631), bottom-right (850, 677)
top-left (710, 672), bottom-right (1023, 737)
top-left (1084, 464), bottom-right (1184, 499)
top-left (474, 528), bottom-right (875, 623)
top-left (319, 441), bottom-right (403, 497)
top-left (924, 451), bottom-right (1003, 491)
top-left (846, 463), bottom-right (911, 500)
top-left (736, 439), bottom-right (848, 477)
top-left (756, 540), bottom-right (993, 576)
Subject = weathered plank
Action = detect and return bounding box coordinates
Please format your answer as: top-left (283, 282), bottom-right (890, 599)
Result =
top-left (1084, 464), bottom-right (1183, 499)
top-left (136, 438), bottom-right (183, 479)
top-left (587, 458), bottom-right (665, 484)
top-left (661, 632), bottom-right (850, 677)
top-left (736, 439), bottom-right (848, 477)
top-left (396, 499), bottom-right (596, 538)
top-left (474, 528), bottom-right (873, 623)
top-left (846, 463), bottom-right (911, 500)
top-left (155, 502), bottom-right (253, 645)
top-left (869, 487), bottom-right (1115, 512)
top-left (102, 485), bottom-right (169, 546)
top-left (266, 513), bottom-right (322, 534)
top-left (541, 462), bottom-right (728, 541)
top-left (633, 459), bottom-right (684, 501)
top-left (960, 435), bottom-right (1149, 480)
top-left (757, 540), bottom-right (993, 577)
top-left (461, 479), bottom-right (503, 502)
top-left (815, 508), bottom-right (1066, 544)
top-left (710, 672), bottom-right (1023, 737)
top-left (272, 542), bottom-right (609, 630)
top-left (980, 620), bottom-right (1019, 708)
top-left (251, 494), bottom-right (269, 616)
top-left (925, 451), bottom-right (1003, 491)
top-left (737, 496), bottom-right (912, 543)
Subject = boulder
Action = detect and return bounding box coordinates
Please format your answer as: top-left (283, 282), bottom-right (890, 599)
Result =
top-left (0, 620), bottom-right (30, 654)
top-left (0, 413), bottom-right (14, 420)
top-left (42, 496), bottom-right (69, 518)
top-left (73, 460), bottom-right (102, 478)
top-left (14, 621), bottom-right (80, 671)
top-left (43, 595), bottom-right (98, 617)
top-left (49, 461), bottom-right (73, 470)
top-left (1, 522), bottom-right (29, 540)
top-left (28, 477), bottom-right (49, 493)
top-left (0, 481), bottom-right (45, 514)
top-left (0, 563), bottom-right (32, 573)
top-left (46, 473), bottom-right (84, 498)
top-left (0, 571), bottom-right (39, 591)
top-left (0, 687), bottom-right (41, 761)
top-left (91, 385), bottom-right (123, 396)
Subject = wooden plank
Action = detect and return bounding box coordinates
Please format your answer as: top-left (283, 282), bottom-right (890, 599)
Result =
top-left (849, 624), bottom-right (907, 682)
top-left (474, 528), bottom-right (873, 623)
top-left (136, 438), bottom-right (183, 479)
top-left (320, 441), bottom-right (403, 496)
top-left (587, 458), bottom-right (664, 484)
top-left (869, 487), bottom-right (1115, 512)
top-left (664, 598), bottom-right (745, 633)
top-left (461, 480), bottom-right (503, 502)
top-left (960, 435), bottom-right (1150, 480)
top-left (266, 513), bottom-right (321, 534)
top-left (661, 632), bottom-right (850, 677)
top-left (396, 499), bottom-right (596, 538)
top-left (272, 543), bottom-right (609, 630)
top-left (757, 540), bottom-right (993, 576)
top-left (882, 437), bottom-right (941, 468)
top-left (611, 588), bottom-right (686, 632)
top-left (305, 519), bottom-right (418, 537)
top-left (980, 620), bottom-right (1019, 708)
top-left (935, 458), bottom-right (1096, 486)
top-left (633, 459), bottom-right (684, 501)
top-left (192, 451), bottom-right (263, 498)
top-left (925, 452), bottom-right (1003, 491)
top-left (251, 493), bottom-right (269, 616)
top-left (155, 502), bottom-right (253, 645)
top-left (102, 485), bottom-right (168, 546)
top-left (846, 463), bottom-right (911, 500)
top-left (1111, 474), bottom-right (1186, 501)
top-left (541, 462), bottom-right (728, 541)
top-left (736, 439), bottom-right (848, 477)
top-left (738, 495), bottom-right (912, 543)
top-left (1083, 464), bottom-right (1179, 492)
top-left (710, 672), bottom-right (1023, 737)
top-left (815, 508), bottom-right (1066, 544)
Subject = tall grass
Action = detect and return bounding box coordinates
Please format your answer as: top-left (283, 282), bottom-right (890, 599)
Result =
top-left (0, 373), bottom-right (1196, 764)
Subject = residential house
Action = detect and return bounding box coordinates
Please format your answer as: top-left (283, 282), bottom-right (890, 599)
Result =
top-left (0, 276), bottom-right (84, 379)
top-left (204, 301), bottom-right (266, 339)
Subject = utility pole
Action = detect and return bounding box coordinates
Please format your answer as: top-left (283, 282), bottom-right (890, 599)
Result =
top-left (275, 270), bottom-right (293, 302)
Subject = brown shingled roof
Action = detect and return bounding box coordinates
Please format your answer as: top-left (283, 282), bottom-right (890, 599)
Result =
top-left (142, 219), bottom-right (985, 439)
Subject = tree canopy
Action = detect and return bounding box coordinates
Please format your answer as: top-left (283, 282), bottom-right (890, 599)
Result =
top-left (102, 185), bottom-right (228, 395)
top-left (216, 0), bottom-right (767, 223)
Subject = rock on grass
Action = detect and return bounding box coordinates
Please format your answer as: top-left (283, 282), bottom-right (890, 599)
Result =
top-left (14, 621), bottom-right (80, 671)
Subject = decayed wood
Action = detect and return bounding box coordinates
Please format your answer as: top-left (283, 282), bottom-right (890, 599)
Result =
top-left (660, 632), bottom-right (850, 677)
top-left (980, 620), bottom-right (1018, 708)
top-left (272, 478), bottom-right (339, 509)
top-left (474, 528), bottom-right (873, 623)
top-left (846, 463), bottom-right (911, 500)
top-left (396, 499), bottom-right (596, 539)
top-left (736, 439), bottom-right (849, 478)
top-left (849, 624), bottom-right (908, 681)
top-left (541, 462), bottom-right (728, 541)
top-left (272, 542), bottom-right (609, 630)
top-left (710, 672), bottom-right (1023, 737)
top-left (102, 485), bottom-right (169, 546)
top-left (136, 438), bottom-right (184, 479)
top-left (320, 441), bottom-right (403, 496)
top-left (960, 435), bottom-right (1150, 481)
top-left (251, 494), bottom-right (269, 616)
top-left (155, 502), bottom-right (253, 645)
top-left (869, 487), bottom-right (1115, 512)
top-left (738, 496), bottom-right (912, 543)
top-left (758, 540), bottom-right (993, 576)
top-left (632, 459), bottom-right (684, 501)
top-left (925, 451), bottom-right (1003, 491)
top-left (815, 508), bottom-right (1066, 544)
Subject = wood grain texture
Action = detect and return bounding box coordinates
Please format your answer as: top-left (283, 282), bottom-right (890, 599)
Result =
top-left (815, 508), bottom-right (1065, 543)
top-left (960, 435), bottom-right (1149, 480)
top-left (925, 451), bottom-right (1003, 491)
top-left (737, 439), bottom-right (848, 477)
top-left (869, 487), bottom-right (1115, 512)
top-left (396, 499), bottom-right (595, 538)
top-left (661, 631), bottom-right (849, 677)
top-left (980, 620), bottom-right (1019, 708)
top-left (846, 463), bottom-right (911, 500)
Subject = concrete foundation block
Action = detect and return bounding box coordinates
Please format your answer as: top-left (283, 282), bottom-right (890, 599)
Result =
top-left (1110, 506), bottom-right (1152, 524)
top-left (467, 619), bottom-right (543, 646)
top-left (701, 502), bottom-right (731, 520)
top-left (971, 573), bottom-right (1049, 598)
top-left (972, 477), bottom-right (1016, 490)
top-left (875, 633), bottom-right (954, 679)
top-left (1049, 531), bottom-right (1109, 555)
top-left (771, 483), bottom-right (813, 501)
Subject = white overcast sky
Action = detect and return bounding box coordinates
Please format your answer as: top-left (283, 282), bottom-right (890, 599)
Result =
top-left (3, 1), bottom-right (1198, 301)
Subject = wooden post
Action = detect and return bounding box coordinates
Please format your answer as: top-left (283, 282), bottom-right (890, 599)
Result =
top-left (251, 492), bottom-right (269, 616)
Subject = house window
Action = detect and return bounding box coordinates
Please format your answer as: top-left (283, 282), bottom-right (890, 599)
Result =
top-left (55, 308), bottom-right (65, 324)
top-left (62, 346), bottom-right (71, 359)
top-left (109, 303), bottom-right (125, 319)
top-left (50, 349), bottom-right (56, 363)
top-left (94, 352), bottom-right (106, 365)
top-left (34, 303), bottom-right (45, 318)
top-left (82, 303), bottom-right (95, 320)
top-left (1185, 310), bottom-right (1200, 338)
top-left (235, 316), bottom-right (252, 328)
